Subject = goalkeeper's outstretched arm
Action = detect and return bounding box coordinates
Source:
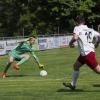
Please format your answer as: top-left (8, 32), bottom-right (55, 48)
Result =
top-left (31, 52), bottom-right (44, 70)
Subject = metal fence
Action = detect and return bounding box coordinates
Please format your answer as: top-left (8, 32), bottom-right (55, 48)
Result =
top-left (0, 35), bottom-right (73, 55)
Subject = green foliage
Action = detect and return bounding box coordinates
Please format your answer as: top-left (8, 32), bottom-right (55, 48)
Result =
top-left (0, 0), bottom-right (100, 36)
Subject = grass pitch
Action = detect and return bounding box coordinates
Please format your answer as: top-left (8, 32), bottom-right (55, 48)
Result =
top-left (0, 47), bottom-right (100, 100)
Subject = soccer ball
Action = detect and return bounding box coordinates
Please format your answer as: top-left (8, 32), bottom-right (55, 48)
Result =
top-left (40, 70), bottom-right (47, 76)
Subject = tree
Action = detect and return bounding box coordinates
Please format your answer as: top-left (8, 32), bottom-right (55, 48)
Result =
top-left (0, 0), bottom-right (99, 36)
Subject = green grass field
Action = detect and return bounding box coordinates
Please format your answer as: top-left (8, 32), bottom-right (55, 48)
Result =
top-left (0, 47), bottom-right (100, 100)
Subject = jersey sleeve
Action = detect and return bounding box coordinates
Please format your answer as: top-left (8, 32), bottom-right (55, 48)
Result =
top-left (73, 26), bottom-right (79, 35)
top-left (26, 44), bottom-right (34, 52)
top-left (93, 29), bottom-right (100, 36)
top-left (14, 42), bottom-right (24, 50)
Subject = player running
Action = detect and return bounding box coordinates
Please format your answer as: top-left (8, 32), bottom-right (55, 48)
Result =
top-left (2, 36), bottom-right (46, 78)
top-left (63, 15), bottom-right (100, 90)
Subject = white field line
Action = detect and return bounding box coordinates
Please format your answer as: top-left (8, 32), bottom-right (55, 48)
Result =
top-left (0, 78), bottom-right (99, 83)
top-left (0, 71), bottom-right (99, 82)
top-left (0, 77), bottom-right (68, 82)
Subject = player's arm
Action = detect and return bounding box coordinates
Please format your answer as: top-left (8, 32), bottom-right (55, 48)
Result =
top-left (93, 30), bottom-right (100, 48)
top-left (69, 33), bottom-right (78, 47)
top-left (15, 41), bottom-right (26, 50)
top-left (31, 51), bottom-right (44, 69)
top-left (95, 41), bottom-right (99, 48)
top-left (95, 35), bottom-right (100, 48)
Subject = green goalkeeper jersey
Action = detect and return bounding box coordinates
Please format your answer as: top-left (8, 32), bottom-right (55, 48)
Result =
top-left (13, 42), bottom-right (34, 54)
top-left (9, 42), bottom-right (40, 64)
top-left (9, 42), bottom-right (34, 55)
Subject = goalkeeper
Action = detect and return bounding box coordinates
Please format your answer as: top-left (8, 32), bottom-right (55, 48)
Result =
top-left (2, 36), bottom-right (45, 78)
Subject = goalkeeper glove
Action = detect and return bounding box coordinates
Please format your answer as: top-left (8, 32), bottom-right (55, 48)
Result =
top-left (39, 64), bottom-right (44, 70)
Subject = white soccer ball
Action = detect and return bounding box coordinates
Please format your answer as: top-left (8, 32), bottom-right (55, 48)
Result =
top-left (40, 70), bottom-right (47, 76)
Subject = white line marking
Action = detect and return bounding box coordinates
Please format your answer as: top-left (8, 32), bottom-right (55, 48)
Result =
top-left (0, 77), bottom-right (68, 82)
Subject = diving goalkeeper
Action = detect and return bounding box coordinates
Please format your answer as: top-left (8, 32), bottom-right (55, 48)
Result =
top-left (2, 36), bottom-right (45, 78)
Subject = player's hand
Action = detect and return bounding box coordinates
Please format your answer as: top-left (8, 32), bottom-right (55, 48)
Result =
top-left (95, 42), bottom-right (99, 48)
top-left (39, 64), bottom-right (44, 67)
top-left (69, 44), bottom-right (75, 48)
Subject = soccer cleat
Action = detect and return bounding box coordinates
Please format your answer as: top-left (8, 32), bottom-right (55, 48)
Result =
top-left (63, 82), bottom-right (76, 90)
top-left (13, 64), bottom-right (20, 70)
top-left (2, 72), bottom-right (6, 78)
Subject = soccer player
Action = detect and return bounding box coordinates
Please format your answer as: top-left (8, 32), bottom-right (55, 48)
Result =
top-left (63, 15), bottom-right (100, 90)
top-left (2, 36), bottom-right (45, 78)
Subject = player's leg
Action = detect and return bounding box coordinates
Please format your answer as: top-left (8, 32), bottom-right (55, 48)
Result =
top-left (2, 56), bottom-right (14, 78)
top-left (71, 60), bottom-right (83, 87)
top-left (63, 60), bottom-right (83, 90)
top-left (93, 64), bottom-right (100, 74)
top-left (14, 54), bottom-right (30, 70)
top-left (63, 55), bottom-right (84, 90)
top-left (85, 52), bottom-right (100, 74)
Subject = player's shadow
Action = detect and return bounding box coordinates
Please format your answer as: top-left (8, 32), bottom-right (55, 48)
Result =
top-left (57, 87), bottom-right (100, 93)
top-left (6, 74), bottom-right (33, 78)
top-left (93, 84), bottom-right (100, 87)
top-left (57, 88), bottom-right (84, 92)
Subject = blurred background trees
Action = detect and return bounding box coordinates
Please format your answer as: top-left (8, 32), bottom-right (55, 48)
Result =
top-left (0, 0), bottom-right (100, 36)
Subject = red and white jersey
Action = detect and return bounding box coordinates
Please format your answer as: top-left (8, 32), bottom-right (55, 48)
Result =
top-left (73, 25), bottom-right (99, 56)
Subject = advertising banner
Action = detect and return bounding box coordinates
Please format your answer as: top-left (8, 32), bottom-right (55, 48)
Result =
top-left (38, 38), bottom-right (47, 50)
top-left (47, 37), bottom-right (55, 49)
top-left (6, 40), bottom-right (18, 52)
top-left (0, 41), bottom-right (6, 55)
top-left (0, 35), bottom-right (76, 55)
top-left (53, 37), bottom-right (60, 48)
top-left (59, 36), bottom-right (68, 48)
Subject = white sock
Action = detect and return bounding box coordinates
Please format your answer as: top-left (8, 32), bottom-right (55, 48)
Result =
top-left (71, 70), bottom-right (79, 86)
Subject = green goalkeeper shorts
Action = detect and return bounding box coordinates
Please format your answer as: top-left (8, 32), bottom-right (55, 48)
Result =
top-left (9, 50), bottom-right (22, 60)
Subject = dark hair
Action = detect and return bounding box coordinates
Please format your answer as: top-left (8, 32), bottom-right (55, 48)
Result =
top-left (76, 15), bottom-right (85, 24)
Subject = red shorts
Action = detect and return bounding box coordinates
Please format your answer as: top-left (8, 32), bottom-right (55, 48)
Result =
top-left (77, 52), bottom-right (98, 69)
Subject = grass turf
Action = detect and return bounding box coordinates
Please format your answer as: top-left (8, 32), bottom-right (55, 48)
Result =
top-left (0, 47), bottom-right (100, 100)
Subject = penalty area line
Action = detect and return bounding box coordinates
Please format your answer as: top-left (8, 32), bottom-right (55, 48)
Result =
top-left (0, 77), bottom-right (68, 82)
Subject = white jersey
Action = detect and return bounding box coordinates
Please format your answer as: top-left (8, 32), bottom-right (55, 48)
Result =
top-left (73, 25), bottom-right (99, 56)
